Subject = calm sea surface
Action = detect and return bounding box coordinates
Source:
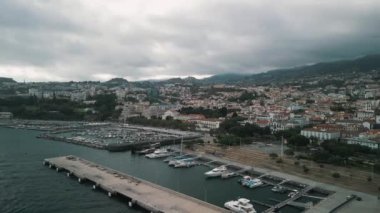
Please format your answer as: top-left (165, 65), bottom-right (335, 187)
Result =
top-left (0, 127), bottom-right (302, 213)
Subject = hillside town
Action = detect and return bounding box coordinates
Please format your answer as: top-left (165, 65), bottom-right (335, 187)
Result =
top-left (1, 71), bottom-right (380, 151)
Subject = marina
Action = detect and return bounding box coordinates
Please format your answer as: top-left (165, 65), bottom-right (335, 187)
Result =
top-left (1, 126), bottom-right (378, 213)
top-left (140, 148), bottom-right (335, 212)
top-left (2, 120), bottom-right (202, 151)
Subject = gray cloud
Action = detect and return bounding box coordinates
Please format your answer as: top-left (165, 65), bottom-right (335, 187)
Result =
top-left (0, 0), bottom-right (379, 82)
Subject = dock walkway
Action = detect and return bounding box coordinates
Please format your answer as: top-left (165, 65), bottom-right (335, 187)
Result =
top-left (44, 155), bottom-right (227, 213)
top-left (263, 185), bottom-right (314, 213)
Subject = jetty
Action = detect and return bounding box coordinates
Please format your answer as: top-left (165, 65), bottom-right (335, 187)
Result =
top-left (263, 185), bottom-right (314, 213)
top-left (43, 155), bottom-right (227, 213)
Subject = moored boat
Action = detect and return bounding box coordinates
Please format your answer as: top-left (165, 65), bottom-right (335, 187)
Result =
top-left (271, 185), bottom-right (287, 193)
top-left (173, 159), bottom-right (197, 168)
top-left (145, 149), bottom-right (172, 159)
top-left (204, 165), bottom-right (227, 177)
top-left (135, 147), bottom-right (155, 155)
top-left (224, 198), bottom-right (256, 213)
top-left (166, 155), bottom-right (190, 165)
top-left (239, 176), bottom-right (263, 188)
top-left (288, 189), bottom-right (298, 198)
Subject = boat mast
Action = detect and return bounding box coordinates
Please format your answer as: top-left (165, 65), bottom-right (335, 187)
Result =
top-left (281, 135), bottom-right (284, 158)
top-left (180, 136), bottom-right (183, 155)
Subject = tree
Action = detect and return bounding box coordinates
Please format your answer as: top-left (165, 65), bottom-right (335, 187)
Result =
top-left (288, 135), bottom-right (309, 146)
top-left (274, 127), bottom-right (301, 140)
top-left (284, 149), bottom-right (294, 156)
top-left (303, 165), bottom-right (309, 173)
top-left (216, 134), bottom-right (240, 146)
top-left (332, 172), bottom-right (340, 178)
top-left (269, 153), bottom-right (278, 159)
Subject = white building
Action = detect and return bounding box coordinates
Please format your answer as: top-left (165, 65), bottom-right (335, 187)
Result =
top-left (346, 137), bottom-right (380, 150)
top-left (70, 92), bottom-right (87, 102)
top-left (0, 112), bottom-right (13, 119)
top-left (301, 128), bottom-right (340, 141)
top-left (355, 110), bottom-right (375, 121)
top-left (194, 119), bottom-right (222, 132)
top-left (162, 110), bottom-right (180, 120)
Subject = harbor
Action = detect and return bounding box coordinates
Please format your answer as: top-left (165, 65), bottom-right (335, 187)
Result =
top-left (44, 155), bottom-right (227, 213)
top-left (1, 126), bottom-right (379, 213)
top-left (145, 149), bottom-right (334, 212)
top-left (2, 119), bottom-right (202, 151)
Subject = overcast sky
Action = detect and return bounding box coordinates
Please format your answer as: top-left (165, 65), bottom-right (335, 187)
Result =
top-left (0, 0), bottom-right (379, 82)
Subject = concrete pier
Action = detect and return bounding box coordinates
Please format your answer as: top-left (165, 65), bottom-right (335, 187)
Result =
top-left (44, 155), bottom-right (227, 213)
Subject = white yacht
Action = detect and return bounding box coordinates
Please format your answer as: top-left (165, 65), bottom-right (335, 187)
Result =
top-left (204, 165), bottom-right (227, 177)
top-left (173, 159), bottom-right (197, 168)
top-left (167, 155), bottom-right (189, 166)
top-left (224, 198), bottom-right (256, 213)
top-left (239, 176), bottom-right (263, 188)
top-left (145, 149), bottom-right (172, 159)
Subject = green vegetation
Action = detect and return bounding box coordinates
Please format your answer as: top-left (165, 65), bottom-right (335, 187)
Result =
top-left (303, 165), bottom-right (309, 173)
top-left (330, 103), bottom-right (356, 113)
top-left (213, 117), bottom-right (272, 146)
top-left (0, 94), bottom-right (121, 121)
top-left (321, 140), bottom-right (378, 157)
top-left (218, 118), bottom-right (271, 137)
top-left (207, 86), bottom-right (242, 94)
top-left (288, 135), bottom-right (310, 147)
top-left (332, 172), bottom-right (341, 178)
top-left (0, 96), bottom-right (85, 120)
top-left (308, 140), bottom-right (380, 172)
top-left (127, 116), bottom-right (194, 131)
top-left (284, 149), bottom-right (295, 156)
top-left (215, 134), bottom-right (243, 146)
top-left (91, 94), bottom-right (121, 120)
top-left (269, 153), bottom-right (278, 159)
top-left (179, 106), bottom-right (228, 118)
top-left (0, 77), bottom-right (16, 83)
top-left (274, 128), bottom-right (301, 140)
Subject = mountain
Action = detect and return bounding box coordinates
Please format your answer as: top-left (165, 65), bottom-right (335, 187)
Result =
top-left (197, 54), bottom-right (380, 85)
top-left (245, 54), bottom-right (380, 84)
top-left (0, 77), bottom-right (16, 83)
top-left (201, 73), bottom-right (248, 84)
top-left (102, 78), bottom-right (128, 87)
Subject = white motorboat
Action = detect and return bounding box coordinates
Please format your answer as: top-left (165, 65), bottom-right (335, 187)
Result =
top-left (271, 185), bottom-right (287, 193)
top-left (288, 189), bottom-right (298, 198)
top-left (135, 147), bottom-right (155, 155)
top-left (167, 155), bottom-right (190, 165)
top-left (224, 198), bottom-right (256, 213)
top-left (145, 149), bottom-right (172, 159)
top-left (239, 176), bottom-right (263, 188)
top-left (173, 159), bottom-right (197, 168)
top-left (204, 165), bottom-right (227, 177)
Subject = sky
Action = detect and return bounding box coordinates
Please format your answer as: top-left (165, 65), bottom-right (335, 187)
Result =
top-left (0, 0), bottom-right (379, 82)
